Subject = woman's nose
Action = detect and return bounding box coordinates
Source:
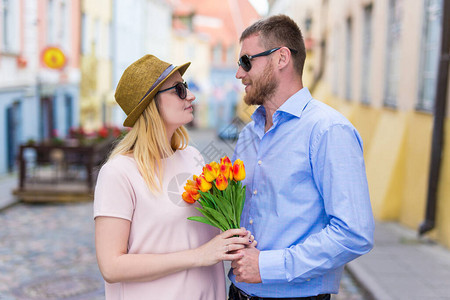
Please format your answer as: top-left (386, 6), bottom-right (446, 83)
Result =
top-left (186, 89), bottom-right (196, 101)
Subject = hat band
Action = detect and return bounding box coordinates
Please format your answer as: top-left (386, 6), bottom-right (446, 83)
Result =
top-left (138, 64), bottom-right (175, 103)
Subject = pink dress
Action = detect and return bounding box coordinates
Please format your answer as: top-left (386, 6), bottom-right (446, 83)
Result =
top-left (94, 146), bottom-right (226, 300)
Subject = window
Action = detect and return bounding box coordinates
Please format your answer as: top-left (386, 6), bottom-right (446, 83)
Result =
top-left (345, 17), bottom-right (353, 100)
top-left (417, 0), bottom-right (443, 111)
top-left (94, 18), bottom-right (100, 52)
top-left (65, 95), bottom-right (73, 135)
top-left (332, 29), bottom-right (340, 96)
top-left (226, 46), bottom-right (234, 66)
top-left (213, 44), bottom-right (222, 65)
top-left (361, 4), bottom-right (373, 104)
top-left (6, 101), bottom-right (22, 171)
top-left (1, 0), bottom-right (20, 53)
top-left (59, 0), bottom-right (69, 50)
top-left (384, 0), bottom-right (403, 107)
top-left (47, 0), bottom-right (56, 44)
top-left (81, 13), bottom-right (89, 54)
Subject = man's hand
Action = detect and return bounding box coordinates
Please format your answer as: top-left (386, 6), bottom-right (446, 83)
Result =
top-left (231, 247), bottom-right (262, 283)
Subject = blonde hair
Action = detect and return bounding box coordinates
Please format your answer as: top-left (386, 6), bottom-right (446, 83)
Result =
top-left (108, 100), bottom-right (189, 193)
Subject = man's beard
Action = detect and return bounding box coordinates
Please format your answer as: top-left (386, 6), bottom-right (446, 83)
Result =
top-left (243, 63), bottom-right (277, 106)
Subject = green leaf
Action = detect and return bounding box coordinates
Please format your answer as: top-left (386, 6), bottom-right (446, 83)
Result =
top-left (200, 189), bottom-right (235, 229)
top-left (198, 191), bottom-right (215, 209)
top-left (215, 192), bottom-right (237, 228)
top-left (205, 186), bottom-right (233, 224)
top-left (203, 207), bottom-right (232, 230)
top-left (196, 207), bottom-right (227, 231)
top-left (234, 182), bottom-right (246, 227)
top-left (200, 191), bottom-right (225, 213)
top-left (187, 216), bottom-right (216, 227)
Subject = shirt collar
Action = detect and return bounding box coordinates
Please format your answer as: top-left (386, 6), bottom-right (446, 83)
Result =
top-left (277, 87), bottom-right (313, 118)
top-left (251, 87), bottom-right (313, 124)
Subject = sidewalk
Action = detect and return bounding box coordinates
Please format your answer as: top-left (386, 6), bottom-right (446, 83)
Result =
top-left (348, 221), bottom-right (450, 300)
top-left (1, 174), bottom-right (450, 299)
top-left (0, 173), bottom-right (18, 211)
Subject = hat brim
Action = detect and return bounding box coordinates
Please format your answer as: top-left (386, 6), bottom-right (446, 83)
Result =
top-left (123, 62), bottom-right (191, 127)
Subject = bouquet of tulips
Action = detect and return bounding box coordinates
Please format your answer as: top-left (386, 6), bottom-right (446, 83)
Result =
top-left (182, 156), bottom-right (246, 231)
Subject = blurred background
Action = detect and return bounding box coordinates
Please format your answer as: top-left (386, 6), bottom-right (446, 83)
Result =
top-left (0, 0), bottom-right (449, 299)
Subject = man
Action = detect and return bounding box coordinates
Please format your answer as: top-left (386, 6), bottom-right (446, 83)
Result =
top-left (229, 14), bottom-right (374, 300)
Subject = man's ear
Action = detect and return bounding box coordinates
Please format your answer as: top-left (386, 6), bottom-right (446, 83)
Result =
top-left (277, 47), bottom-right (291, 70)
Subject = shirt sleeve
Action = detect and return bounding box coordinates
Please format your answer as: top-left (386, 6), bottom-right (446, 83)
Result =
top-left (259, 124), bottom-right (374, 283)
top-left (93, 159), bottom-right (136, 221)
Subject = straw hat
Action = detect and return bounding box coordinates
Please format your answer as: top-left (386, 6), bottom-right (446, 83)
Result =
top-left (115, 55), bottom-right (190, 127)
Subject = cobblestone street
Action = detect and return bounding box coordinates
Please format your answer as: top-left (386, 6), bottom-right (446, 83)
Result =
top-left (0, 201), bottom-right (369, 300)
top-left (0, 202), bottom-right (104, 300)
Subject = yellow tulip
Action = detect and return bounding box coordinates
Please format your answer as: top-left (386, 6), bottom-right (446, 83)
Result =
top-left (203, 162), bottom-right (220, 182)
top-left (220, 156), bottom-right (233, 180)
top-left (233, 159), bottom-right (246, 181)
top-left (220, 156), bottom-right (232, 166)
top-left (196, 174), bottom-right (212, 192)
top-left (215, 173), bottom-right (228, 191)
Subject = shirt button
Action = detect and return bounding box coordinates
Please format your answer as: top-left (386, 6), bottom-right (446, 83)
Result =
top-left (253, 189), bottom-right (257, 195)
top-left (249, 219), bottom-right (254, 224)
top-left (258, 160), bottom-right (262, 165)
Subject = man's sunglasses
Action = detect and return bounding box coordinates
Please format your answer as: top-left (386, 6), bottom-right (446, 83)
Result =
top-left (156, 81), bottom-right (189, 99)
top-left (237, 47), bottom-right (298, 72)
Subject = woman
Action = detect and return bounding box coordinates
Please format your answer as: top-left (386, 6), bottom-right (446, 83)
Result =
top-left (94, 55), bottom-right (253, 300)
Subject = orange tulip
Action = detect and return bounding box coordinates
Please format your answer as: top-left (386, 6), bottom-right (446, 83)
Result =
top-left (220, 156), bottom-right (233, 180)
top-left (182, 191), bottom-right (196, 204)
top-left (215, 173), bottom-right (228, 191)
top-left (184, 180), bottom-right (200, 201)
top-left (196, 174), bottom-right (212, 192)
top-left (185, 178), bottom-right (198, 189)
top-left (233, 159), bottom-right (246, 181)
top-left (203, 162), bottom-right (220, 182)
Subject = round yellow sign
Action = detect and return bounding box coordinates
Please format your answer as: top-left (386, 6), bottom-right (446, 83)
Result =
top-left (42, 47), bottom-right (66, 69)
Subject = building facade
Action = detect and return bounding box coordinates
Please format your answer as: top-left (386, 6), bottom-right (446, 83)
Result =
top-left (110, 0), bottom-right (173, 127)
top-left (80, 0), bottom-right (113, 130)
top-left (269, 0), bottom-right (450, 248)
top-left (0, 0), bottom-right (81, 175)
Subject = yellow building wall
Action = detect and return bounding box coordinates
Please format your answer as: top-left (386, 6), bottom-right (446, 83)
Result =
top-left (436, 120), bottom-right (450, 247)
top-left (399, 113), bottom-right (433, 228)
top-left (314, 85), bottom-right (450, 249)
top-left (364, 109), bottom-right (407, 220)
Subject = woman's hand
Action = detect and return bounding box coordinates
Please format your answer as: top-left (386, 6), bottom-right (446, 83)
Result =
top-left (194, 228), bottom-right (253, 267)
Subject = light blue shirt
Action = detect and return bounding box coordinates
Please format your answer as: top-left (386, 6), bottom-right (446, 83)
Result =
top-left (229, 87), bottom-right (374, 297)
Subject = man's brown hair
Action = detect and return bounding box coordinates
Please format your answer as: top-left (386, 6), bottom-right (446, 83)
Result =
top-left (240, 14), bottom-right (306, 76)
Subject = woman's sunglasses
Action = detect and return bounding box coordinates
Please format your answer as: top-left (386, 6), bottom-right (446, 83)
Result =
top-left (237, 47), bottom-right (298, 72)
top-left (157, 81), bottom-right (189, 99)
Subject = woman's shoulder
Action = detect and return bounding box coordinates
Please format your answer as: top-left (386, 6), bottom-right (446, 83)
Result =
top-left (171, 146), bottom-right (204, 172)
top-left (177, 145), bottom-right (202, 159)
top-left (100, 154), bottom-right (137, 176)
